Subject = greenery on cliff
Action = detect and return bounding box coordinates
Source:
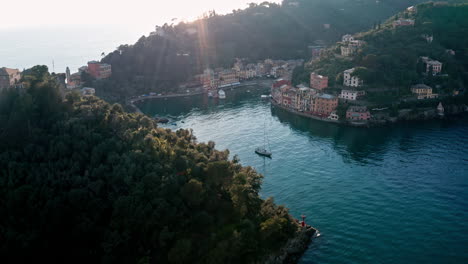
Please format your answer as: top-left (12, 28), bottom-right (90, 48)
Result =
top-left (0, 66), bottom-right (297, 263)
top-left (98, 0), bottom-right (433, 99)
top-left (300, 2), bottom-right (468, 95)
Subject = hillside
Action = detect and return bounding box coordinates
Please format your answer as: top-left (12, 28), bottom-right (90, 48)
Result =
top-left (298, 2), bottom-right (468, 102)
top-left (0, 66), bottom-right (301, 263)
top-left (98, 0), bottom-right (434, 99)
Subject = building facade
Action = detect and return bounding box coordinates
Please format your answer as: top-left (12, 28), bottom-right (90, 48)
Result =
top-left (411, 84), bottom-right (438, 99)
top-left (339, 89), bottom-right (365, 101)
top-left (420, 56), bottom-right (442, 75)
top-left (310, 72), bottom-right (328, 90)
top-left (346, 106), bottom-right (371, 121)
top-left (343, 68), bottom-right (363, 87)
top-left (312, 94), bottom-right (338, 116)
top-left (87, 61), bottom-right (112, 79)
top-left (0, 67), bottom-right (21, 89)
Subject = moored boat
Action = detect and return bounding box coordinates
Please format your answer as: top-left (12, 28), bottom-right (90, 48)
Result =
top-left (255, 147), bottom-right (272, 158)
top-left (218, 89), bottom-right (226, 99)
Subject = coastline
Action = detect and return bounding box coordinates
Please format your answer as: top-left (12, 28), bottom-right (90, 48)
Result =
top-left (270, 99), bottom-right (341, 124)
top-left (126, 80), bottom-right (467, 128)
top-left (271, 98), bottom-right (468, 128)
top-left (263, 224), bottom-right (317, 264)
top-left (128, 79), bottom-right (274, 113)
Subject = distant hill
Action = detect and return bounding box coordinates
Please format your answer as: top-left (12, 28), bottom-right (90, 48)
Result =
top-left (99, 0), bottom-right (438, 98)
top-left (298, 2), bottom-right (468, 98)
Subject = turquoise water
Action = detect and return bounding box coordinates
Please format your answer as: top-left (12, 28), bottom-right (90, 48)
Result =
top-left (137, 87), bottom-right (468, 264)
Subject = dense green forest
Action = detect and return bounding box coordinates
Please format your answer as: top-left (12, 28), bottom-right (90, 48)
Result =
top-left (298, 2), bottom-right (468, 95)
top-left (0, 66), bottom-right (298, 263)
top-left (98, 0), bottom-right (435, 99)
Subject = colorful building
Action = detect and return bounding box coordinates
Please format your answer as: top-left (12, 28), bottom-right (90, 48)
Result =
top-left (87, 61), bottom-right (112, 79)
top-left (0, 67), bottom-right (21, 90)
top-left (218, 69), bottom-right (240, 88)
top-left (312, 94), bottom-right (338, 116)
top-left (411, 84), bottom-right (438, 99)
top-left (346, 106), bottom-right (371, 121)
top-left (310, 73), bottom-right (328, 90)
top-left (273, 79), bottom-right (291, 88)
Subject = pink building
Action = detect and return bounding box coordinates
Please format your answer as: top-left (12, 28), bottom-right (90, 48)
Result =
top-left (310, 73), bottom-right (328, 90)
top-left (273, 78), bottom-right (291, 88)
top-left (346, 106), bottom-right (371, 121)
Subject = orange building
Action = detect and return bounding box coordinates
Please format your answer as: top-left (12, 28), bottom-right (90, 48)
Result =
top-left (312, 94), bottom-right (338, 116)
top-left (87, 61), bottom-right (112, 79)
top-left (310, 73), bottom-right (328, 90)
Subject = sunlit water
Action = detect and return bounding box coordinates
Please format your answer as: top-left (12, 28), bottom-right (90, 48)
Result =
top-left (138, 86), bottom-right (468, 263)
top-left (0, 26), bottom-right (144, 72)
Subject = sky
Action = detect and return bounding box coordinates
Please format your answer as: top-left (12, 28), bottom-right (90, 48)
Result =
top-left (1, 0), bottom-right (281, 31)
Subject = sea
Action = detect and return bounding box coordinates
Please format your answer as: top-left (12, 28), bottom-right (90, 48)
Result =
top-left (137, 87), bottom-right (468, 264)
top-left (0, 25), bottom-right (146, 73)
top-left (2, 26), bottom-right (467, 264)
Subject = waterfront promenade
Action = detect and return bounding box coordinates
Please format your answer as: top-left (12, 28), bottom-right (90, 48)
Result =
top-left (128, 79), bottom-right (274, 112)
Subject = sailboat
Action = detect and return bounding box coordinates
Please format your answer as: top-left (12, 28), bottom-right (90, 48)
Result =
top-left (255, 146), bottom-right (272, 158)
top-left (255, 114), bottom-right (272, 158)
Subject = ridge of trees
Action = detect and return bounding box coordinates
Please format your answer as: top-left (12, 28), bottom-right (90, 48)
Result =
top-left (97, 0), bottom-right (432, 99)
top-left (0, 66), bottom-right (297, 263)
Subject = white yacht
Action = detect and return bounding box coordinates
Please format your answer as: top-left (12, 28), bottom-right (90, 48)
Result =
top-left (218, 89), bottom-right (226, 99)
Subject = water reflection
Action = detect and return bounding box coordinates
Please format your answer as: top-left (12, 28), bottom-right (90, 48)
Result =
top-left (271, 105), bottom-right (468, 164)
top-left (136, 86), bottom-right (270, 118)
top-left (137, 85), bottom-right (467, 165)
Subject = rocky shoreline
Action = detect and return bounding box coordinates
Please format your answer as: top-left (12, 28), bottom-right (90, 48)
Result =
top-left (262, 224), bottom-right (317, 264)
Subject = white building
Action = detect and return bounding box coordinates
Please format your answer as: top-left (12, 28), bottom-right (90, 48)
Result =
top-left (343, 68), bottom-right (363, 87)
top-left (421, 57), bottom-right (442, 75)
top-left (339, 89), bottom-right (365, 100)
top-left (328, 111), bottom-right (339, 121)
top-left (342, 34), bottom-right (354, 43)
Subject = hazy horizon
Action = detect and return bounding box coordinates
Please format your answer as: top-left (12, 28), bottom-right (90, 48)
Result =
top-left (0, 0), bottom-right (282, 72)
top-left (0, 0), bottom-right (281, 31)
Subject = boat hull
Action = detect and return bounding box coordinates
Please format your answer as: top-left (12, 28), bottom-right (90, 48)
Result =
top-left (255, 149), bottom-right (272, 158)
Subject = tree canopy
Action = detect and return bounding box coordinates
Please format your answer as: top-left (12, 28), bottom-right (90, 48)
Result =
top-left (98, 0), bottom-right (432, 99)
top-left (0, 67), bottom-right (297, 263)
top-left (301, 2), bottom-right (468, 93)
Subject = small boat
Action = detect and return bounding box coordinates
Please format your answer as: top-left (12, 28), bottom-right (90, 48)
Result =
top-left (207, 91), bottom-right (213, 97)
top-left (218, 89), bottom-right (226, 99)
top-left (261, 95), bottom-right (269, 99)
top-left (255, 147), bottom-right (272, 158)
